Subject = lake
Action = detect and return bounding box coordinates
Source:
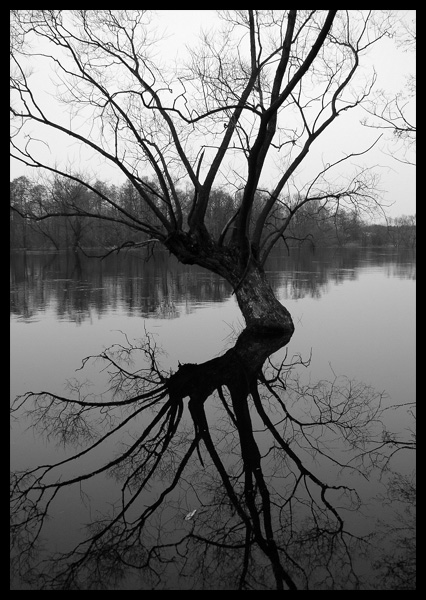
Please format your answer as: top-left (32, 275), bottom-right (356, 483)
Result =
top-left (10, 245), bottom-right (416, 590)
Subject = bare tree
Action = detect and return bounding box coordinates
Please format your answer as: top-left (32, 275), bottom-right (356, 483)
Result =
top-left (10, 10), bottom-right (395, 332)
top-left (361, 12), bottom-right (415, 166)
top-left (361, 91), bottom-right (415, 166)
top-left (11, 13), bottom-right (411, 589)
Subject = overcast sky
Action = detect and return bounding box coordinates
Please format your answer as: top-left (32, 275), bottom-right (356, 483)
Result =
top-left (10, 10), bottom-right (415, 220)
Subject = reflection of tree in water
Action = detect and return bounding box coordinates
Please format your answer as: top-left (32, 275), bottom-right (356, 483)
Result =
top-left (10, 327), bottom-right (414, 590)
top-left (11, 247), bottom-right (414, 324)
top-left (372, 471), bottom-right (416, 590)
top-left (10, 250), bottom-right (234, 322)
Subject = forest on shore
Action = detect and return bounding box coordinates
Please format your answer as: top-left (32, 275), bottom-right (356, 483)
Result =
top-left (10, 175), bottom-right (416, 253)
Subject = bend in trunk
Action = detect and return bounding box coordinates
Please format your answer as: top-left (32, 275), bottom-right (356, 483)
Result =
top-left (232, 261), bottom-right (294, 336)
top-left (164, 230), bottom-right (294, 336)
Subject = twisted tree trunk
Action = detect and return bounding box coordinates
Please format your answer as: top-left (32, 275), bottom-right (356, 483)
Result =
top-left (164, 229), bottom-right (295, 335)
top-left (232, 263), bottom-right (294, 334)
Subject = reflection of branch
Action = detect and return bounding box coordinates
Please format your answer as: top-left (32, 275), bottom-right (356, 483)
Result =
top-left (11, 327), bottom-right (410, 590)
top-left (370, 470), bottom-right (416, 590)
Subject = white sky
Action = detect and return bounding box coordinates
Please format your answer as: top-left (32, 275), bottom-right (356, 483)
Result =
top-left (10, 9), bottom-right (416, 219)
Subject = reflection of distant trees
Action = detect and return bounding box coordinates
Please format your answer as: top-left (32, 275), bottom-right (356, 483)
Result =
top-left (9, 251), bottom-right (233, 323)
top-left (267, 246), bottom-right (416, 301)
top-left (10, 247), bottom-right (415, 323)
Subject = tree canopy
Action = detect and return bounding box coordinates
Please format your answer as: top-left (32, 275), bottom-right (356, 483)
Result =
top-left (10, 10), bottom-right (400, 277)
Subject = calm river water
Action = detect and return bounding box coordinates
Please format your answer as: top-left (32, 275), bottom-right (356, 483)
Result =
top-left (10, 246), bottom-right (415, 589)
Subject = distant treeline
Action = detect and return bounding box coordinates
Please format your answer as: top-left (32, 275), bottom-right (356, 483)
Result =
top-left (10, 175), bottom-right (416, 252)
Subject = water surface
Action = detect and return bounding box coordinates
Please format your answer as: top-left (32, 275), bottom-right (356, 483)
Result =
top-left (10, 246), bottom-right (415, 589)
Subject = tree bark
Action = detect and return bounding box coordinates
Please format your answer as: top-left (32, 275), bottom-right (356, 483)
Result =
top-left (232, 263), bottom-right (294, 334)
top-left (164, 229), bottom-right (295, 336)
